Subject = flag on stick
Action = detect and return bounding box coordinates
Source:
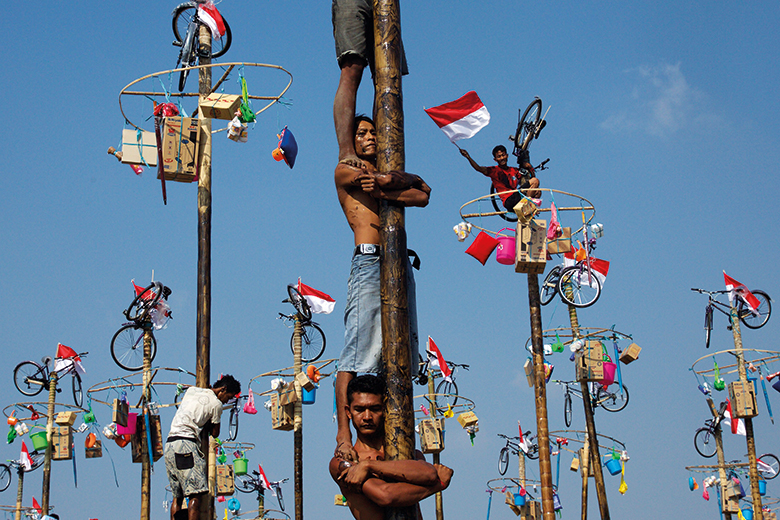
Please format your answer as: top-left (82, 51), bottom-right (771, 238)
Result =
top-left (724, 272), bottom-right (761, 312)
top-left (298, 279), bottom-right (336, 314)
top-left (257, 464), bottom-right (272, 492)
top-left (56, 343), bottom-right (85, 374)
top-left (723, 400), bottom-right (746, 435)
top-left (564, 250), bottom-right (610, 287)
top-left (20, 442), bottom-right (32, 471)
top-left (424, 91), bottom-right (490, 143)
top-left (427, 337), bottom-right (452, 382)
top-left (198, 2), bottom-right (227, 39)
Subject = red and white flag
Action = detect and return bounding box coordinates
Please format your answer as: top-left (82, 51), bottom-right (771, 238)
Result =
top-left (724, 272), bottom-right (761, 312)
top-left (20, 442), bottom-right (32, 471)
top-left (723, 400), bottom-right (746, 436)
top-left (257, 464), bottom-right (272, 492)
top-left (427, 337), bottom-right (452, 382)
top-left (564, 249), bottom-right (610, 287)
top-left (56, 343), bottom-right (85, 374)
top-left (32, 498), bottom-right (42, 515)
top-left (298, 280), bottom-right (335, 314)
top-left (198, 2), bottom-right (227, 39)
top-left (424, 91), bottom-right (490, 143)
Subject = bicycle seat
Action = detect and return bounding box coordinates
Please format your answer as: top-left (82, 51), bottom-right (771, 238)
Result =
top-left (41, 356), bottom-right (52, 366)
top-left (162, 286), bottom-right (172, 300)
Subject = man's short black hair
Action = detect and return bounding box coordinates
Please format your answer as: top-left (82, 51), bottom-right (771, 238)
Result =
top-left (354, 114), bottom-right (374, 136)
top-left (492, 145), bottom-right (507, 157)
top-left (213, 374), bottom-right (241, 396)
top-left (347, 374), bottom-right (385, 404)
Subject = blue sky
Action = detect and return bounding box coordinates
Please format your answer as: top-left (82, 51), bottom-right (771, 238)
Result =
top-left (2, 1), bottom-right (780, 519)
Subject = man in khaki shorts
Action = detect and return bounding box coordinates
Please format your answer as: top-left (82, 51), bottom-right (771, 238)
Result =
top-left (164, 375), bottom-right (240, 520)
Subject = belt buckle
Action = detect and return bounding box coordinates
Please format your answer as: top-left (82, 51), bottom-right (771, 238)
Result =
top-left (360, 244), bottom-right (378, 255)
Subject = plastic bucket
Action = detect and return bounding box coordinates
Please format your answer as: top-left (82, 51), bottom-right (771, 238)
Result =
top-left (495, 228), bottom-right (516, 265)
top-left (233, 458), bottom-right (248, 476)
top-left (465, 232), bottom-right (499, 265)
top-left (513, 492), bottom-right (526, 507)
top-left (302, 384), bottom-right (317, 405)
top-left (759, 480), bottom-right (767, 496)
top-left (605, 459), bottom-right (621, 476)
top-left (600, 362), bottom-right (617, 387)
top-left (30, 431), bottom-right (48, 451)
top-left (116, 413), bottom-right (137, 435)
top-left (742, 508), bottom-right (754, 520)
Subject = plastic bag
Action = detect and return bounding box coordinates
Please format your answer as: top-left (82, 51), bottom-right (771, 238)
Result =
top-left (243, 388), bottom-right (257, 414)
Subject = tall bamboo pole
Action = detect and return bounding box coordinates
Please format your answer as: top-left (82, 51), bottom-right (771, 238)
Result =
top-left (41, 370), bottom-right (57, 514)
top-left (293, 318), bottom-right (303, 520)
top-left (730, 309), bottom-right (762, 519)
top-left (712, 411), bottom-right (733, 520)
top-left (527, 275), bottom-right (555, 519)
top-left (141, 326), bottom-right (153, 520)
top-left (566, 302), bottom-right (610, 520)
top-left (196, 24), bottom-right (214, 520)
top-left (373, 3), bottom-right (415, 520)
top-left (427, 367), bottom-right (443, 520)
top-left (15, 467), bottom-right (24, 520)
top-left (580, 439), bottom-right (589, 520)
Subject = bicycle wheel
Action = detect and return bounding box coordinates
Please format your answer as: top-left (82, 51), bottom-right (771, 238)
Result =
top-left (72, 372), bottom-right (83, 408)
top-left (111, 324), bottom-right (158, 371)
top-left (226, 407), bottom-right (238, 441)
top-left (597, 383), bottom-right (629, 412)
top-left (564, 392), bottom-right (572, 427)
top-left (291, 323), bottom-right (326, 363)
top-left (197, 19), bottom-right (232, 59)
top-left (489, 184), bottom-right (518, 223)
top-left (124, 282), bottom-right (164, 322)
top-left (514, 98), bottom-right (542, 153)
top-left (13, 361), bottom-right (47, 397)
top-left (558, 266), bottom-right (601, 308)
top-left (497, 447), bottom-right (510, 475)
top-left (172, 4), bottom-right (232, 59)
top-left (277, 487), bottom-right (285, 512)
top-left (234, 474), bottom-right (256, 493)
top-left (739, 290), bottom-right (771, 329)
top-left (29, 451), bottom-right (44, 471)
top-left (540, 266), bottom-right (561, 306)
top-left (693, 427), bottom-right (716, 458)
top-left (704, 306), bottom-right (713, 349)
top-left (758, 453), bottom-right (780, 480)
top-left (287, 285), bottom-right (312, 321)
top-left (0, 464), bottom-right (11, 492)
top-left (434, 379), bottom-right (459, 411)
top-left (527, 443), bottom-right (540, 460)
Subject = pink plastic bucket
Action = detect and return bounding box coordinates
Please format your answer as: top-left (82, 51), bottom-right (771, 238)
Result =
top-left (116, 412), bottom-right (137, 435)
top-left (495, 228), bottom-right (516, 265)
top-left (600, 362), bottom-right (616, 387)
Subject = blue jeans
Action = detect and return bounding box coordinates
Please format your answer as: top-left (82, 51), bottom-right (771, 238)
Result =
top-left (339, 251), bottom-right (418, 374)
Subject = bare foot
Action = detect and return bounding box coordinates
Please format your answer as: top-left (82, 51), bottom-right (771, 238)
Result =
top-left (339, 156), bottom-right (364, 169)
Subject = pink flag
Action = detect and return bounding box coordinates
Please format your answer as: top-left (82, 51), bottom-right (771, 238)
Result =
top-left (724, 272), bottom-right (761, 312)
top-left (298, 279), bottom-right (335, 314)
top-left (20, 442), bottom-right (32, 471)
top-left (424, 91), bottom-right (490, 143)
top-left (198, 2), bottom-right (226, 38)
top-left (427, 337), bottom-right (452, 382)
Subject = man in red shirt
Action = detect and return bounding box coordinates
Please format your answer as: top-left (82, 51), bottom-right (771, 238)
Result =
top-left (460, 145), bottom-right (540, 210)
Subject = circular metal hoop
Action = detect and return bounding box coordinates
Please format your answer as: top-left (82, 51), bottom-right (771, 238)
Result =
top-left (691, 349), bottom-right (780, 379)
top-left (487, 477), bottom-right (544, 492)
top-left (119, 62), bottom-right (293, 132)
top-left (86, 367), bottom-right (196, 409)
top-left (684, 462), bottom-right (750, 474)
top-left (413, 394), bottom-right (475, 417)
top-left (3, 402), bottom-right (85, 421)
top-left (459, 188), bottom-right (596, 237)
top-left (524, 326), bottom-right (633, 352)
top-left (248, 359), bottom-right (337, 395)
top-left (223, 442), bottom-right (255, 453)
top-left (548, 430), bottom-right (627, 452)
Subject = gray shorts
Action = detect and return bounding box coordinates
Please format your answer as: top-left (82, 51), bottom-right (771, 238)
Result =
top-left (164, 439), bottom-right (207, 498)
top-left (332, 0), bottom-right (408, 75)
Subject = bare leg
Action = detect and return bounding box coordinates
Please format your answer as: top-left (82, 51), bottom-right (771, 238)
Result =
top-left (188, 494), bottom-right (203, 520)
top-left (170, 497), bottom-right (183, 520)
top-left (335, 370), bottom-right (358, 461)
top-left (334, 57), bottom-right (366, 167)
top-left (527, 177), bottom-right (541, 199)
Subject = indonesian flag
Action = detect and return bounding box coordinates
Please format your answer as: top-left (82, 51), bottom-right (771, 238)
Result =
top-left (723, 400), bottom-right (746, 436)
top-left (427, 337), bottom-right (452, 382)
top-left (20, 442), bottom-right (32, 471)
top-left (724, 272), bottom-right (761, 313)
top-left (198, 2), bottom-right (227, 39)
top-left (517, 422), bottom-right (531, 454)
top-left (56, 343), bottom-right (85, 374)
top-left (298, 279), bottom-right (335, 314)
top-left (32, 497), bottom-right (42, 515)
top-left (424, 91), bottom-right (490, 143)
top-left (564, 249), bottom-right (610, 287)
top-left (257, 464), bottom-right (272, 493)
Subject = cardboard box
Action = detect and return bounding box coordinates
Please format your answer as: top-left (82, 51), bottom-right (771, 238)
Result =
top-left (570, 454), bottom-right (580, 472)
top-left (113, 398), bottom-right (129, 427)
top-left (456, 411), bottom-right (478, 429)
top-left (279, 382), bottom-right (299, 406)
top-left (513, 198), bottom-right (539, 223)
top-left (619, 343), bottom-right (642, 365)
top-left (52, 426), bottom-right (73, 460)
top-left (296, 372), bottom-right (315, 391)
top-left (724, 496), bottom-right (740, 513)
top-left (55, 411), bottom-right (76, 427)
top-left (523, 500), bottom-right (541, 520)
top-left (85, 440), bottom-right (103, 459)
top-left (419, 418), bottom-right (445, 454)
top-left (729, 381), bottom-right (758, 418)
top-left (159, 117), bottom-right (199, 182)
top-left (271, 394), bottom-right (294, 431)
top-left (199, 94), bottom-right (241, 121)
top-left (121, 129), bottom-right (158, 166)
top-left (547, 227), bottom-right (572, 255)
top-left (516, 219), bottom-right (547, 274)
top-left (523, 358), bottom-right (535, 388)
top-left (131, 415), bottom-right (164, 463)
top-left (575, 341), bottom-right (604, 382)
top-left (216, 464), bottom-right (235, 496)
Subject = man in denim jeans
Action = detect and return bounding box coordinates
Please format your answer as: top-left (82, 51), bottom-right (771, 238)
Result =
top-left (334, 115), bottom-right (430, 462)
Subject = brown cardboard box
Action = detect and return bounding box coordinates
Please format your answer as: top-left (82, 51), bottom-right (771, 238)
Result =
top-left (295, 372), bottom-right (315, 391)
top-left (523, 358), bottom-right (535, 387)
top-left (524, 500), bottom-right (541, 520)
top-left (575, 341), bottom-right (604, 382)
top-left (456, 411), bottom-right (478, 428)
top-left (279, 382), bottom-right (299, 406)
top-left (765, 511), bottom-right (777, 520)
top-left (570, 455), bottom-right (580, 472)
top-left (55, 411), bottom-right (76, 426)
top-left (131, 415), bottom-right (164, 463)
top-left (419, 418), bottom-right (444, 454)
top-left (516, 219), bottom-right (547, 274)
top-left (271, 394), bottom-right (294, 431)
top-left (729, 381), bottom-right (758, 418)
top-left (121, 129), bottom-right (158, 166)
top-left (547, 227), bottom-right (572, 255)
top-left (52, 426), bottom-right (73, 460)
top-left (216, 464), bottom-right (235, 496)
top-left (619, 343), bottom-right (642, 365)
top-left (160, 117), bottom-right (199, 182)
top-left (85, 440), bottom-right (103, 459)
top-left (199, 94), bottom-right (241, 121)
top-left (724, 496), bottom-right (740, 513)
top-left (113, 398), bottom-right (129, 426)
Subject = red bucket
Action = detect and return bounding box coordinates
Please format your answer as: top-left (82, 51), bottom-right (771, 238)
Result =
top-left (495, 228), bottom-right (516, 265)
top-left (465, 231), bottom-right (499, 265)
top-left (600, 362), bottom-right (616, 387)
